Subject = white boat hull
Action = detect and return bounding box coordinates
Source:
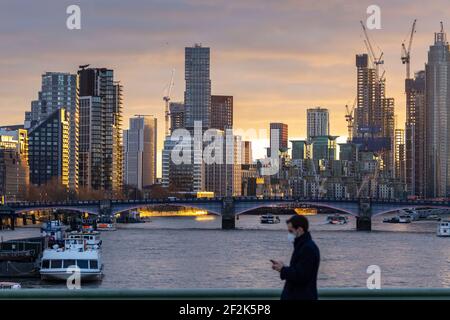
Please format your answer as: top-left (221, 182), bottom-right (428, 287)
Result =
top-left (40, 271), bottom-right (103, 281)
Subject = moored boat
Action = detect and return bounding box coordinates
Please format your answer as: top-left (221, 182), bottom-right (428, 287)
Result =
top-left (0, 282), bottom-right (21, 289)
top-left (40, 238), bottom-right (103, 281)
top-left (66, 231), bottom-right (102, 250)
top-left (437, 220), bottom-right (450, 237)
top-left (96, 216), bottom-right (116, 231)
top-left (40, 220), bottom-right (65, 243)
top-left (260, 214), bottom-right (280, 224)
top-left (326, 215), bottom-right (348, 225)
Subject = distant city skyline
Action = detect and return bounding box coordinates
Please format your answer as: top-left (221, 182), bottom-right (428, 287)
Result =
top-left (2, 0), bottom-right (450, 163)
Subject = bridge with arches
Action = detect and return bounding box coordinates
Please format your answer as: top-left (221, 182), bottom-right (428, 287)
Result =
top-left (2, 197), bottom-right (450, 231)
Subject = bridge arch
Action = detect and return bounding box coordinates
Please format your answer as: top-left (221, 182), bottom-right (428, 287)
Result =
top-left (14, 206), bottom-right (99, 215)
top-left (235, 201), bottom-right (358, 216)
top-left (111, 203), bottom-right (223, 216)
top-left (372, 205), bottom-right (450, 217)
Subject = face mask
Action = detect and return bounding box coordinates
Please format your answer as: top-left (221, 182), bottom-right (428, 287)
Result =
top-left (287, 232), bottom-right (296, 244)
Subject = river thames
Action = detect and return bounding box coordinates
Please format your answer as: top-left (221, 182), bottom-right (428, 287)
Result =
top-left (2, 213), bottom-right (450, 289)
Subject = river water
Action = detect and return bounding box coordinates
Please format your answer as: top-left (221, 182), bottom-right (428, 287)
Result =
top-left (2, 213), bottom-right (450, 289)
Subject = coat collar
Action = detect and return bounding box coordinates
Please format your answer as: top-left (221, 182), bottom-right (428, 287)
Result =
top-left (294, 231), bottom-right (311, 248)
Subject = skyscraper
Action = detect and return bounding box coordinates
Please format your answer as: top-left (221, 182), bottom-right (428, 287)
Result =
top-left (405, 71), bottom-right (426, 196)
top-left (353, 53), bottom-right (395, 175)
top-left (124, 116), bottom-right (157, 190)
top-left (169, 102), bottom-right (185, 133)
top-left (184, 44), bottom-right (211, 131)
top-left (425, 25), bottom-right (450, 197)
top-left (25, 72), bottom-right (79, 191)
top-left (307, 107), bottom-right (329, 141)
top-left (394, 129), bottom-right (405, 183)
top-left (28, 109), bottom-right (70, 187)
top-left (269, 123), bottom-right (288, 156)
top-left (0, 129), bottom-right (29, 201)
top-left (78, 67), bottom-right (123, 194)
top-left (211, 95), bottom-right (233, 131)
top-left (290, 140), bottom-right (307, 160)
top-left (242, 141), bottom-right (253, 164)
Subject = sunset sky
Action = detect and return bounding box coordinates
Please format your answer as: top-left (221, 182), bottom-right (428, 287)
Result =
top-left (1, 0), bottom-right (450, 164)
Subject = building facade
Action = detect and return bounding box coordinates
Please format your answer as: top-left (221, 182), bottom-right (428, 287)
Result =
top-left (77, 67), bottom-right (123, 194)
top-left (28, 109), bottom-right (69, 188)
top-left (211, 95), bottom-right (233, 131)
top-left (25, 72), bottom-right (79, 191)
top-left (425, 26), bottom-right (450, 197)
top-left (169, 102), bottom-right (185, 133)
top-left (269, 123), bottom-right (288, 156)
top-left (0, 129), bottom-right (29, 201)
top-left (405, 71), bottom-right (426, 197)
top-left (307, 107), bottom-right (329, 141)
top-left (124, 116), bottom-right (157, 190)
top-left (184, 44), bottom-right (211, 131)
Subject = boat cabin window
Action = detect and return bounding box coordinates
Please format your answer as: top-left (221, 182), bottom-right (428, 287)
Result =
top-left (77, 260), bottom-right (89, 269)
top-left (51, 260), bottom-right (62, 269)
top-left (89, 260), bottom-right (98, 269)
top-left (42, 260), bottom-right (50, 268)
top-left (63, 259), bottom-right (76, 268)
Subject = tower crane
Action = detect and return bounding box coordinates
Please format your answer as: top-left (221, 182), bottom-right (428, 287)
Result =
top-left (345, 97), bottom-right (357, 142)
top-left (163, 69), bottom-right (175, 137)
top-left (360, 21), bottom-right (384, 80)
top-left (401, 19), bottom-right (417, 80)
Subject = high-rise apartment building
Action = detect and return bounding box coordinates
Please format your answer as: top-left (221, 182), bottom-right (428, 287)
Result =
top-left (242, 141), bottom-right (253, 164)
top-left (25, 72), bottom-right (79, 191)
top-left (0, 129), bottom-right (29, 201)
top-left (204, 131), bottom-right (242, 196)
top-left (269, 123), bottom-right (288, 156)
top-left (291, 140), bottom-right (307, 160)
top-left (184, 44), bottom-right (211, 131)
top-left (28, 109), bottom-right (69, 187)
top-left (394, 129), bottom-right (406, 183)
top-left (211, 95), bottom-right (233, 131)
top-left (425, 25), bottom-right (450, 197)
top-left (311, 136), bottom-right (338, 161)
top-left (405, 71), bottom-right (426, 197)
top-left (78, 67), bottom-right (123, 194)
top-left (169, 102), bottom-right (185, 133)
top-left (124, 116), bottom-right (157, 190)
top-left (307, 107), bottom-right (329, 141)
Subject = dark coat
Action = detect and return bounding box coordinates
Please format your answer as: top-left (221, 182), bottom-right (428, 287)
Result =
top-left (280, 232), bottom-right (320, 300)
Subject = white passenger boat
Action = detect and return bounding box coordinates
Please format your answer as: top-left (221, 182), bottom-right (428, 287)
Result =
top-left (326, 215), bottom-right (348, 225)
top-left (0, 282), bottom-right (21, 289)
top-left (66, 231), bottom-right (102, 250)
top-left (260, 214), bottom-right (280, 224)
top-left (437, 220), bottom-right (450, 237)
top-left (40, 238), bottom-right (103, 281)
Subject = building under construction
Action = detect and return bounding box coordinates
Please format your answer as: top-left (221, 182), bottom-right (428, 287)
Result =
top-left (353, 53), bottom-right (395, 176)
top-left (405, 71), bottom-right (426, 197)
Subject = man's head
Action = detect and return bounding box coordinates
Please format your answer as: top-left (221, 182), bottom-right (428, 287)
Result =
top-left (286, 214), bottom-right (309, 237)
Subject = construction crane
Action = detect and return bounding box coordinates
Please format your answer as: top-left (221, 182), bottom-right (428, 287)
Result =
top-left (401, 19), bottom-right (417, 80)
top-left (163, 69), bottom-right (175, 137)
top-left (360, 21), bottom-right (384, 79)
top-left (345, 97), bottom-right (357, 142)
top-left (356, 156), bottom-right (380, 198)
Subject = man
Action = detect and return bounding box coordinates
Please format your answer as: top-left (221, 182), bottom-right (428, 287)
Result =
top-left (271, 215), bottom-right (320, 300)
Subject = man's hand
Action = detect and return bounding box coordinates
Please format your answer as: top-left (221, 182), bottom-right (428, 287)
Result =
top-left (271, 260), bottom-right (284, 272)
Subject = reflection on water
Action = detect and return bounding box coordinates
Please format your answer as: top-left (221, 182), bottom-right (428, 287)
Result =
top-left (2, 213), bottom-right (450, 289)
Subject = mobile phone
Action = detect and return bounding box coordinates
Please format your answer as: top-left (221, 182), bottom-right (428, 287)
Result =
top-left (270, 259), bottom-right (276, 264)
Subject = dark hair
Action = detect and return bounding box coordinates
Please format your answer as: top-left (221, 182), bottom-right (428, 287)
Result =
top-left (286, 215), bottom-right (309, 232)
